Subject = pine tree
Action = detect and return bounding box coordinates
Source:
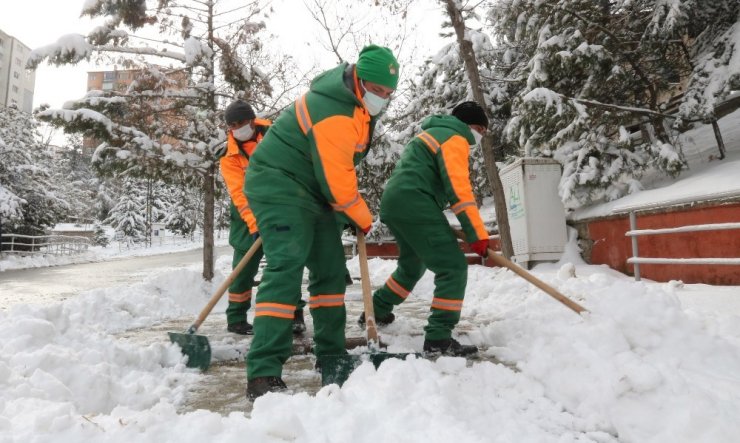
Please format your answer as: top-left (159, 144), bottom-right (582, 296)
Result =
top-left (52, 134), bottom-right (100, 224)
top-left (27, 0), bottom-right (299, 279)
top-left (0, 107), bottom-right (68, 238)
top-left (104, 177), bottom-right (147, 242)
top-left (489, 0), bottom-right (693, 209)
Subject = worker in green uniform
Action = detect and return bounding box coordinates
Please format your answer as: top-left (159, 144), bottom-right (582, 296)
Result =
top-left (359, 101), bottom-right (491, 356)
top-left (243, 45), bottom-right (400, 399)
top-left (218, 100), bottom-right (306, 335)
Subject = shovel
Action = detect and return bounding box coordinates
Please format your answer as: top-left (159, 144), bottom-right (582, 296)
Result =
top-left (317, 231), bottom-right (418, 386)
top-left (169, 237), bottom-right (262, 371)
top-left (453, 230), bottom-right (587, 315)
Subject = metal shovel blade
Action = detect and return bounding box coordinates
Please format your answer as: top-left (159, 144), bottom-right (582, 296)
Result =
top-left (168, 332), bottom-right (212, 371)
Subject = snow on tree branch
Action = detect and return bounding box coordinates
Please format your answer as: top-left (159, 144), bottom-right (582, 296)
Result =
top-left (26, 34), bottom-right (93, 69)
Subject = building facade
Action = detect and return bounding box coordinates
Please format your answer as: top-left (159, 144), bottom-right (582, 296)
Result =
top-left (83, 68), bottom-right (188, 154)
top-left (0, 29), bottom-right (36, 113)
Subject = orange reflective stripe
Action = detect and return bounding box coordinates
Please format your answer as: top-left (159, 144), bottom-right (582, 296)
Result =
top-left (330, 193), bottom-right (360, 211)
top-left (228, 290), bottom-right (252, 303)
top-left (254, 302), bottom-right (296, 319)
top-left (417, 132), bottom-right (440, 154)
top-left (431, 297), bottom-right (463, 311)
top-left (451, 201), bottom-right (475, 214)
top-left (295, 95), bottom-right (313, 135)
top-left (309, 294), bottom-right (345, 308)
top-left (385, 277), bottom-right (410, 299)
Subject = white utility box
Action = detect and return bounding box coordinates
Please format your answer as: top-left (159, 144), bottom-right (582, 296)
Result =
top-left (499, 158), bottom-right (567, 267)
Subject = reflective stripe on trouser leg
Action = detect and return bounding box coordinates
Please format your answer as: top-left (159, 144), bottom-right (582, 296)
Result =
top-left (226, 290), bottom-right (251, 324)
top-left (305, 210), bottom-right (348, 357)
top-left (246, 201), bottom-right (313, 379)
top-left (383, 216), bottom-right (468, 341)
top-left (225, 243), bottom-right (263, 324)
top-left (372, 219), bottom-right (426, 319)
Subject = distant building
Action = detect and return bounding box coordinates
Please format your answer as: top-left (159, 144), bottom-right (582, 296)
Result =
top-left (83, 68), bottom-right (188, 154)
top-left (0, 28), bottom-right (36, 113)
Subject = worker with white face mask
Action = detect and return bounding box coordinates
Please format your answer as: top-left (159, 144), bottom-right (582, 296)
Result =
top-left (243, 44), bottom-right (400, 400)
top-left (219, 100), bottom-right (306, 336)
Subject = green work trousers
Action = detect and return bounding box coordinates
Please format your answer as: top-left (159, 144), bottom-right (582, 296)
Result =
top-left (373, 214), bottom-right (468, 341)
top-left (226, 202), bottom-right (258, 325)
top-left (225, 240), bottom-right (263, 324)
top-left (225, 209), bottom-right (306, 325)
top-left (246, 201), bottom-right (348, 379)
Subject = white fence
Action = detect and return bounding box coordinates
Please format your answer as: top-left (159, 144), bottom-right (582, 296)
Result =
top-left (0, 234), bottom-right (91, 256)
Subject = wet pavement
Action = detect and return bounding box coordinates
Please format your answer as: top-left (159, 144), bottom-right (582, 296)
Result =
top-left (144, 280), bottom-right (507, 417)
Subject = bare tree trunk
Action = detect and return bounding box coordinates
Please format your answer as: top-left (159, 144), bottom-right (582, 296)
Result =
top-left (201, 1), bottom-right (217, 281)
top-left (444, 0), bottom-right (514, 259)
top-left (202, 166), bottom-right (215, 280)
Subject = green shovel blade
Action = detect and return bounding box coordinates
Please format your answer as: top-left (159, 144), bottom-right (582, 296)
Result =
top-left (317, 352), bottom-right (420, 386)
top-left (168, 332), bottom-right (212, 371)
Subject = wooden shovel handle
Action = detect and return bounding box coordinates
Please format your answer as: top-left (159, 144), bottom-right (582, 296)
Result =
top-left (357, 231), bottom-right (380, 343)
top-left (454, 230), bottom-right (587, 315)
top-left (189, 237), bottom-right (263, 333)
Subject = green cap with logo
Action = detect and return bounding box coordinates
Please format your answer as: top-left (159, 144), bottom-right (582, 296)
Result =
top-left (356, 44), bottom-right (400, 90)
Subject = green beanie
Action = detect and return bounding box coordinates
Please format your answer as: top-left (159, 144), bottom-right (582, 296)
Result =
top-left (356, 45), bottom-right (400, 90)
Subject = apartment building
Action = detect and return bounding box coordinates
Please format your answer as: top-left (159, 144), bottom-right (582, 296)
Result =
top-left (83, 68), bottom-right (188, 153)
top-left (0, 28), bottom-right (36, 113)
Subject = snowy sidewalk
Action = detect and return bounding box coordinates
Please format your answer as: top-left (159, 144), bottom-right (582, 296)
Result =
top-left (2, 252), bottom-right (740, 442)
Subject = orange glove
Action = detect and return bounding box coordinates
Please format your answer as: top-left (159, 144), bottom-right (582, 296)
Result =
top-left (469, 239), bottom-right (489, 257)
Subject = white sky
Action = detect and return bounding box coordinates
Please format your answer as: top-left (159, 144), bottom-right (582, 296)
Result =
top-left (0, 0), bottom-right (447, 112)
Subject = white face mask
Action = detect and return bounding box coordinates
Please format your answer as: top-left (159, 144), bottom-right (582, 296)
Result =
top-left (361, 81), bottom-right (390, 116)
top-left (231, 124), bottom-right (254, 141)
top-left (472, 129), bottom-right (483, 146)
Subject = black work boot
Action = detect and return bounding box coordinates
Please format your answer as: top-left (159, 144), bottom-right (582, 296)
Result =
top-left (358, 311), bottom-right (395, 327)
top-left (423, 338), bottom-right (478, 357)
top-left (227, 321), bottom-right (253, 335)
top-left (246, 376), bottom-right (287, 401)
top-left (292, 309), bottom-right (306, 335)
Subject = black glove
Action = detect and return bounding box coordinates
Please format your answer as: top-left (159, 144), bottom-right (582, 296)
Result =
top-left (251, 232), bottom-right (260, 241)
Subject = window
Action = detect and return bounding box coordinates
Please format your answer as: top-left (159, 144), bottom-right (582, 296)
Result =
top-left (0, 38), bottom-right (4, 47)
top-left (103, 71), bottom-right (116, 81)
top-left (15, 57), bottom-right (21, 66)
top-left (13, 71), bottom-right (20, 79)
top-left (12, 85), bottom-right (19, 93)
top-left (102, 82), bottom-right (113, 90)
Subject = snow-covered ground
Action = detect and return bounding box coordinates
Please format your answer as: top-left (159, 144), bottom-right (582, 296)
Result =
top-left (2, 230), bottom-right (739, 442)
top-left (0, 232), bottom-right (228, 272)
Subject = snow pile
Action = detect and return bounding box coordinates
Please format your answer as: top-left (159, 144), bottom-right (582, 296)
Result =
top-left (2, 254), bottom-right (740, 441)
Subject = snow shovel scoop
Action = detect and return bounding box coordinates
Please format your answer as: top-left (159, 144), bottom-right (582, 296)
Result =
top-left (168, 237), bottom-right (262, 371)
top-left (453, 230), bottom-right (587, 315)
top-left (316, 231), bottom-right (418, 386)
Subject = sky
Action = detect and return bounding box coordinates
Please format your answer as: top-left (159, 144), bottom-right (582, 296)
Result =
top-left (0, 0), bottom-right (447, 112)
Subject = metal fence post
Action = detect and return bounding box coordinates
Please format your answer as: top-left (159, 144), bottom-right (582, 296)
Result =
top-left (629, 211), bottom-right (641, 281)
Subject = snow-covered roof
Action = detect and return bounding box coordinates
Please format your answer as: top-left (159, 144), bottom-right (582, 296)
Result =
top-left (571, 107), bottom-right (740, 220)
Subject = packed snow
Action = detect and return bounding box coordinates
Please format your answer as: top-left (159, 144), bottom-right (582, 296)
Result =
top-left (2, 232), bottom-right (739, 442)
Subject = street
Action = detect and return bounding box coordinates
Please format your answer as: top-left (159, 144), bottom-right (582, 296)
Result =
top-left (0, 246), bottom-right (232, 309)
